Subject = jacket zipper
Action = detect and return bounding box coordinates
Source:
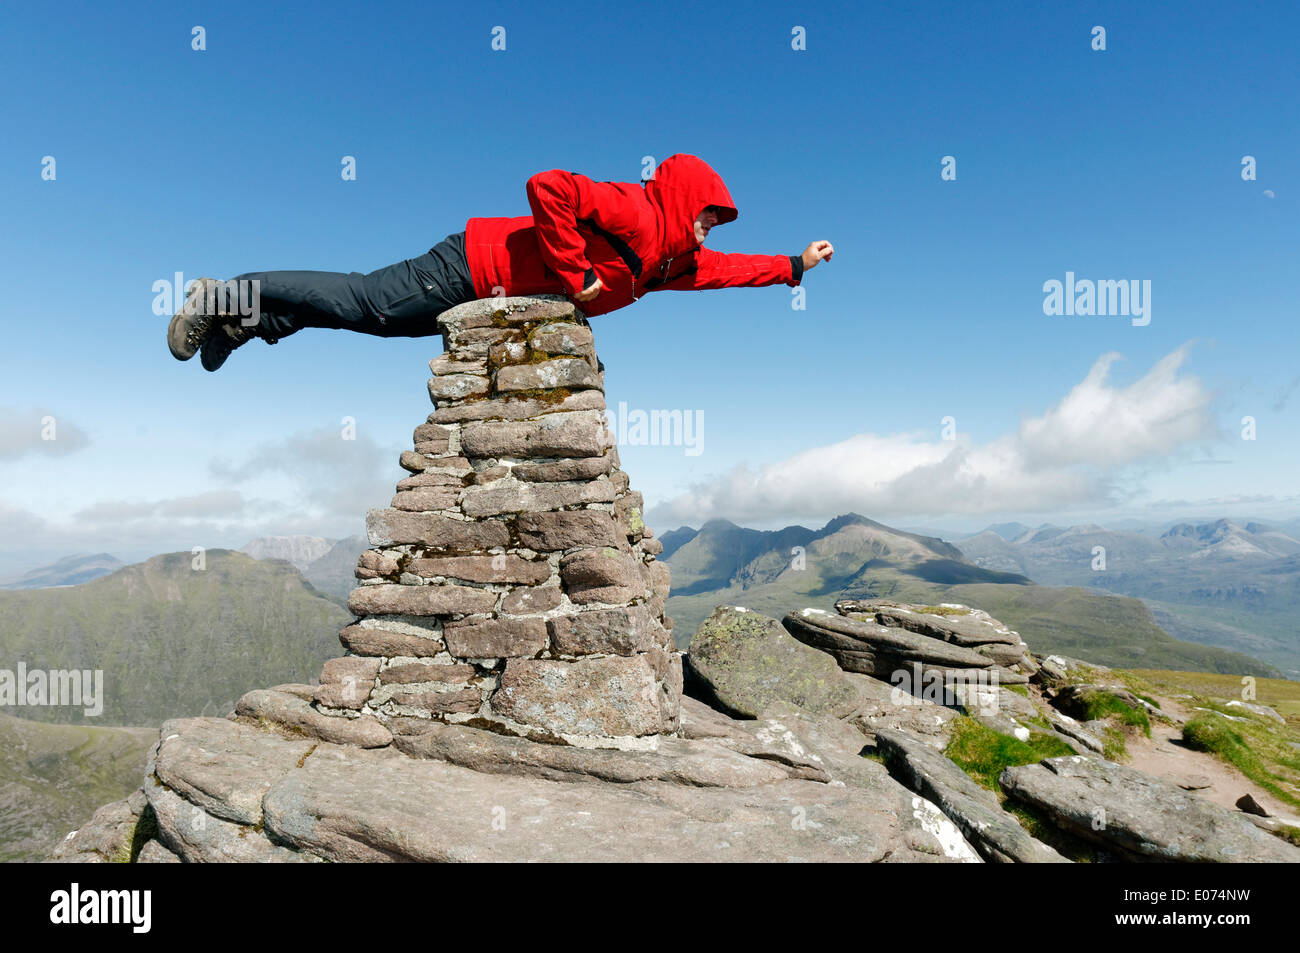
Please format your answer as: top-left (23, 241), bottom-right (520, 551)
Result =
top-left (638, 256), bottom-right (674, 301)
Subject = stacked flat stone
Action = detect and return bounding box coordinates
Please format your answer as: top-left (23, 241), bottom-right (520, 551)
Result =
top-left (782, 599), bottom-right (1035, 683)
top-left (314, 295), bottom-right (680, 748)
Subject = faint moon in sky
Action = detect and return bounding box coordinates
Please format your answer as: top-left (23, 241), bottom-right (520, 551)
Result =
top-left (1263, 190), bottom-right (1275, 198)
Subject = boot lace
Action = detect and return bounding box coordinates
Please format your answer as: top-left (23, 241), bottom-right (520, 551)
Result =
top-left (182, 312), bottom-right (219, 348)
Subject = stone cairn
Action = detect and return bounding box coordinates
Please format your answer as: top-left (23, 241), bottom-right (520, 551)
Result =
top-left (312, 295), bottom-right (680, 749)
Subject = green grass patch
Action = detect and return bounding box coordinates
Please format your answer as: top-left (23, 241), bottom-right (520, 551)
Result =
top-left (1075, 690), bottom-right (1151, 737)
top-left (1198, 698), bottom-right (1292, 733)
top-left (111, 804), bottom-right (159, 864)
top-left (944, 718), bottom-right (1094, 859)
top-left (1274, 825), bottom-right (1300, 849)
top-left (1099, 724), bottom-right (1129, 762)
top-left (944, 716), bottom-right (1076, 791)
top-left (1129, 669), bottom-right (1300, 723)
top-left (1183, 713), bottom-right (1300, 810)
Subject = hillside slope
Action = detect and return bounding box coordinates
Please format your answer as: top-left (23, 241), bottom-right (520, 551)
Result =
top-left (303, 535), bottom-right (369, 603)
top-left (0, 550), bottom-right (352, 726)
top-left (0, 713), bottom-right (153, 862)
top-left (663, 514), bottom-right (1277, 676)
top-left (959, 520), bottom-right (1300, 676)
top-left (944, 583), bottom-right (1276, 675)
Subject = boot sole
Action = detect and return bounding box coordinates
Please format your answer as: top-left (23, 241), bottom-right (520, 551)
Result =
top-left (200, 323), bottom-right (249, 372)
top-left (167, 277), bottom-right (216, 361)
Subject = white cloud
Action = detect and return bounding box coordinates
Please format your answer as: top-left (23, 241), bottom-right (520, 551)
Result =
top-left (73, 490), bottom-right (249, 523)
top-left (0, 407), bottom-right (90, 460)
top-left (0, 502), bottom-right (49, 540)
top-left (649, 346), bottom-right (1217, 526)
top-left (0, 425), bottom-right (398, 564)
top-left (0, 494), bottom-right (365, 571)
top-left (1145, 493), bottom-right (1298, 510)
top-left (209, 425), bottom-right (395, 522)
top-left (1018, 345), bottom-right (1214, 468)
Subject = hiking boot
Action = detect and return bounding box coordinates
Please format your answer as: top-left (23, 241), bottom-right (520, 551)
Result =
top-left (200, 319), bottom-right (266, 372)
top-left (167, 277), bottom-right (224, 360)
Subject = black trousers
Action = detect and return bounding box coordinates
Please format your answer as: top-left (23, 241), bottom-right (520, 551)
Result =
top-left (231, 231), bottom-right (478, 340)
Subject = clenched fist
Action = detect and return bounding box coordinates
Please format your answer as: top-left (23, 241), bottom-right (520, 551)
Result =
top-left (801, 241), bottom-right (834, 271)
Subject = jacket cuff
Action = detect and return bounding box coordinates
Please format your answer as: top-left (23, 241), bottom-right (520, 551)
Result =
top-left (788, 254), bottom-right (804, 284)
top-left (582, 267), bottom-right (598, 292)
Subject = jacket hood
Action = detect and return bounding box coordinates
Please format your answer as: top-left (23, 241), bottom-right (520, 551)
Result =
top-left (644, 154), bottom-right (738, 260)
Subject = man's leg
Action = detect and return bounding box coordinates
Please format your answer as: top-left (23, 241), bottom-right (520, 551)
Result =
top-left (232, 231), bottom-right (477, 341)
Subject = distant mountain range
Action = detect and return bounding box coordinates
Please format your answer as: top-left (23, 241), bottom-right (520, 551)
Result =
top-left (3, 513), bottom-right (1289, 734)
top-left (241, 535), bottom-right (337, 569)
top-left (959, 517), bottom-right (1300, 568)
top-left (302, 536), bottom-right (369, 602)
top-left (973, 522), bottom-right (1034, 542)
top-left (1, 533), bottom-right (368, 598)
top-left (0, 545), bottom-right (356, 862)
top-left (0, 553), bottom-right (124, 590)
top-left (1, 512), bottom-right (1289, 859)
top-left (660, 513), bottom-right (1279, 677)
top-left (957, 518), bottom-right (1300, 677)
top-left (241, 535), bottom-right (368, 603)
top-left (0, 550), bottom-right (351, 725)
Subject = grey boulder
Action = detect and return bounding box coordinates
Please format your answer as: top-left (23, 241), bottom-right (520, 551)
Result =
top-left (1000, 755), bottom-right (1300, 863)
top-left (783, 607), bottom-right (994, 678)
top-left (686, 605), bottom-right (861, 719)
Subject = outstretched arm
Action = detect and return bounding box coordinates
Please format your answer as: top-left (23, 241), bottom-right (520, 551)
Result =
top-left (655, 241), bottom-right (835, 291)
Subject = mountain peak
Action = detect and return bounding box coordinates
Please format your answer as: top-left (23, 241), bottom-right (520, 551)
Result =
top-left (977, 522), bottom-right (1031, 541)
top-left (821, 512), bottom-right (876, 534)
top-left (0, 552), bottom-right (124, 590)
top-left (242, 536), bottom-right (337, 572)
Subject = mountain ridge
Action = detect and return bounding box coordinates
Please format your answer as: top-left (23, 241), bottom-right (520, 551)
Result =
top-left (0, 549), bottom-right (351, 725)
top-left (0, 553), bottom-right (124, 590)
top-left (661, 512), bottom-right (1279, 677)
top-left (957, 518), bottom-right (1300, 676)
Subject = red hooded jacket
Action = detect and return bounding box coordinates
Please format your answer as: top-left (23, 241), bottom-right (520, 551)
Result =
top-left (463, 154), bottom-right (803, 317)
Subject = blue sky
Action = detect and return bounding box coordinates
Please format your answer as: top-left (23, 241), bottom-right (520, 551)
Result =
top-left (1, 0), bottom-right (1297, 573)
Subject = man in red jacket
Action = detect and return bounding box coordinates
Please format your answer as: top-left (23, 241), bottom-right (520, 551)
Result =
top-left (167, 154), bottom-right (834, 371)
